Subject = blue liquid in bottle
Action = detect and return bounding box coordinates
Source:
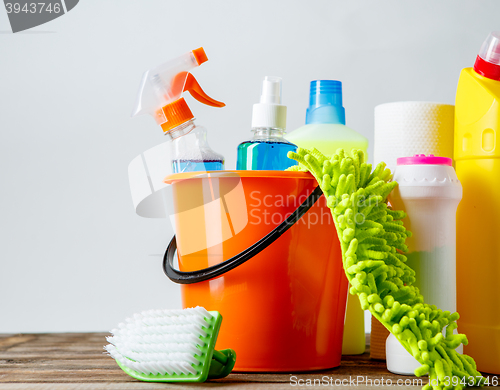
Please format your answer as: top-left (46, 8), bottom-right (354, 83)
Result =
top-left (174, 159), bottom-right (224, 173)
top-left (238, 76), bottom-right (296, 170)
top-left (237, 139), bottom-right (297, 170)
top-left (168, 120), bottom-right (225, 174)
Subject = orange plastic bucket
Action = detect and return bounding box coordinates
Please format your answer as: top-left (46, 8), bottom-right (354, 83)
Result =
top-left (164, 170), bottom-right (348, 372)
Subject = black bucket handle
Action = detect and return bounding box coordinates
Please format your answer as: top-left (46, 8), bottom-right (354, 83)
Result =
top-left (163, 185), bottom-right (324, 284)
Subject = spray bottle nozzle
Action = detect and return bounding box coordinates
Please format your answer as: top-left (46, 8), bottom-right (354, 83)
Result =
top-left (132, 47), bottom-right (225, 133)
top-left (191, 47), bottom-right (208, 66)
top-left (259, 76), bottom-right (282, 104)
top-left (251, 76), bottom-right (287, 130)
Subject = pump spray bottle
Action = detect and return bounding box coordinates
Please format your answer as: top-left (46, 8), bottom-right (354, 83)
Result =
top-left (132, 47), bottom-right (225, 173)
top-left (236, 76), bottom-right (297, 170)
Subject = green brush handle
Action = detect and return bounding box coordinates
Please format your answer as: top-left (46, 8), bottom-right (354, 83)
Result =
top-left (287, 148), bottom-right (485, 390)
top-left (207, 349), bottom-right (236, 379)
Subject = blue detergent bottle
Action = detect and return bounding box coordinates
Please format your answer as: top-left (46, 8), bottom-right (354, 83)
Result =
top-left (236, 76), bottom-right (297, 170)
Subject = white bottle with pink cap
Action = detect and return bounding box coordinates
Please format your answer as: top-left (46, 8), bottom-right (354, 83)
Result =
top-left (385, 154), bottom-right (463, 375)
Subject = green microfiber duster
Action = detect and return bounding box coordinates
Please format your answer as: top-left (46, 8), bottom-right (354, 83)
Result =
top-left (287, 148), bottom-right (484, 390)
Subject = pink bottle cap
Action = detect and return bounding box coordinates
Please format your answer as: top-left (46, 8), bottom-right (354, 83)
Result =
top-left (397, 154), bottom-right (452, 166)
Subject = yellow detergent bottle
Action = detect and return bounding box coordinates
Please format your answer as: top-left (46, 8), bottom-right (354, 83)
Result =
top-left (287, 80), bottom-right (368, 354)
top-left (455, 31), bottom-right (500, 375)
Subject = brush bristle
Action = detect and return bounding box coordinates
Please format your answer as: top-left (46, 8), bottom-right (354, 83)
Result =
top-left (105, 306), bottom-right (212, 376)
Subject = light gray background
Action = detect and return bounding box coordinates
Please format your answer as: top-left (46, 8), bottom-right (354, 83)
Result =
top-left (0, 0), bottom-right (498, 333)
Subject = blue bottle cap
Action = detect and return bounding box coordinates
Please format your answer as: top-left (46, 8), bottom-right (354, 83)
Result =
top-left (305, 80), bottom-right (346, 125)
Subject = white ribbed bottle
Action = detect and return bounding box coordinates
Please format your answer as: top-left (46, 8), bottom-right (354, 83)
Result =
top-left (386, 154), bottom-right (463, 375)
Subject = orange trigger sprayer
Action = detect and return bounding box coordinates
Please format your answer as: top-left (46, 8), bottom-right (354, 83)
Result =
top-left (132, 47), bottom-right (226, 173)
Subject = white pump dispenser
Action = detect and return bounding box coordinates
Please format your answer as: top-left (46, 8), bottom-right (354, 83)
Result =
top-left (251, 76), bottom-right (287, 130)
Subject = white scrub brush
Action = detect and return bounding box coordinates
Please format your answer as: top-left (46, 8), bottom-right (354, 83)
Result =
top-left (105, 306), bottom-right (236, 382)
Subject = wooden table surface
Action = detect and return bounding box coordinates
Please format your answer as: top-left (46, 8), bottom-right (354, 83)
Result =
top-left (0, 333), bottom-right (494, 389)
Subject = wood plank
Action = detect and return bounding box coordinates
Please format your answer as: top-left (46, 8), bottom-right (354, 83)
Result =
top-left (0, 335), bottom-right (36, 351)
top-left (0, 333), bottom-right (496, 389)
top-left (0, 384), bottom-right (424, 390)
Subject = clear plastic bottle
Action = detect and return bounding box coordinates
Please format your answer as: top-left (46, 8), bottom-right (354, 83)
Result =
top-left (287, 80), bottom-right (368, 355)
top-left (168, 119), bottom-right (224, 173)
top-left (237, 76), bottom-right (297, 170)
top-left (237, 129), bottom-right (297, 171)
